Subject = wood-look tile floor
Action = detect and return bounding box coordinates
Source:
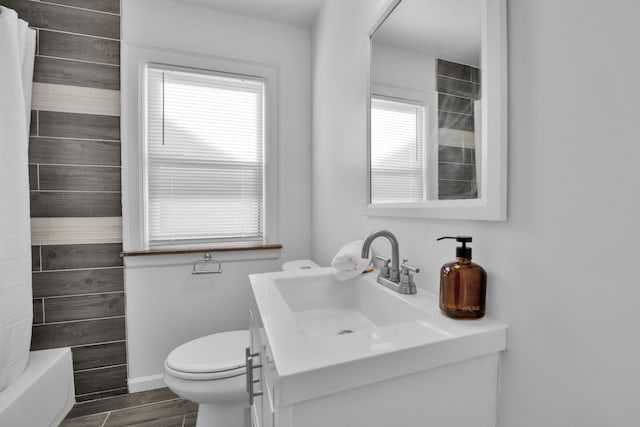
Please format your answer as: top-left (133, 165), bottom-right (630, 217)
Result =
top-left (60, 388), bottom-right (198, 427)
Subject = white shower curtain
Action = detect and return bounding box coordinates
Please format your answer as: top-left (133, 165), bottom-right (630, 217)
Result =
top-left (0, 6), bottom-right (36, 393)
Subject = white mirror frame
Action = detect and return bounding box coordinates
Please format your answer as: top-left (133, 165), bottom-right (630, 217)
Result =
top-left (365, 0), bottom-right (508, 221)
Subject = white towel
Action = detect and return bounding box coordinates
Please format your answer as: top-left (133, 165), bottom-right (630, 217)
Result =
top-left (331, 240), bottom-right (373, 281)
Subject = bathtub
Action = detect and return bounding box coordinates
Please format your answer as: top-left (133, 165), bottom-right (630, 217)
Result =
top-left (0, 347), bottom-right (75, 426)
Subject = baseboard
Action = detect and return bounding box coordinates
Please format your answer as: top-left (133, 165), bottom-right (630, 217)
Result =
top-left (128, 374), bottom-right (166, 393)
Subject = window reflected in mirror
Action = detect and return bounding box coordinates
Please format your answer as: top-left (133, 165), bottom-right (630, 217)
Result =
top-left (370, 96), bottom-right (426, 203)
top-left (370, 0), bottom-right (481, 202)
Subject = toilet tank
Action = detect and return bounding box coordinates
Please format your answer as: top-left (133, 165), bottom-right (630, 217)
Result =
top-left (281, 259), bottom-right (320, 271)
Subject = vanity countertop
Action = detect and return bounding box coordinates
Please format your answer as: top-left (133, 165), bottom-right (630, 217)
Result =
top-left (249, 267), bottom-right (507, 405)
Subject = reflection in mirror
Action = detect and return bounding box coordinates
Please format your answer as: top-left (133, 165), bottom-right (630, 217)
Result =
top-left (371, 96), bottom-right (426, 203)
top-left (367, 0), bottom-right (507, 220)
top-left (370, 0), bottom-right (481, 202)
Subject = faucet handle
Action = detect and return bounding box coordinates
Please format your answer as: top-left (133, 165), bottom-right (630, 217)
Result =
top-left (401, 259), bottom-right (420, 274)
top-left (400, 259), bottom-right (420, 286)
top-left (375, 256), bottom-right (391, 278)
top-left (375, 255), bottom-right (390, 265)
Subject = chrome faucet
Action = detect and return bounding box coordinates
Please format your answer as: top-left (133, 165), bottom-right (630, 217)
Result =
top-left (361, 230), bottom-right (419, 295)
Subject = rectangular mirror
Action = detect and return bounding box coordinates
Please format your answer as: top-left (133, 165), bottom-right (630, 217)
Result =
top-left (366, 0), bottom-right (507, 220)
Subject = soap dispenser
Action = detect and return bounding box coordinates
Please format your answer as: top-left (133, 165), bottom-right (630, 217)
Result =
top-left (437, 236), bottom-right (487, 319)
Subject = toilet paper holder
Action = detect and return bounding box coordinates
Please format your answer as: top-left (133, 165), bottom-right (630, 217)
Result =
top-left (192, 253), bottom-right (222, 275)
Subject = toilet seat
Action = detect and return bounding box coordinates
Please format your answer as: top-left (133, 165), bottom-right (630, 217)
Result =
top-left (165, 330), bottom-right (248, 381)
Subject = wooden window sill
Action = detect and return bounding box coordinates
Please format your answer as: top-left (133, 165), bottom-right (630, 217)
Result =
top-left (122, 243), bottom-right (282, 257)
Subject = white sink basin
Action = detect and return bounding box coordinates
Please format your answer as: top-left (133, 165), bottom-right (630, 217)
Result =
top-left (249, 267), bottom-right (507, 405)
top-left (275, 273), bottom-right (430, 337)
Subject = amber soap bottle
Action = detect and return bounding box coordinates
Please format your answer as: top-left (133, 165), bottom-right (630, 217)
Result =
top-left (437, 236), bottom-right (487, 319)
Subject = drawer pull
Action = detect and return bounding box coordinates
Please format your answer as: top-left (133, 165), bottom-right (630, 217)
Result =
top-left (245, 347), bottom-right (263, 405)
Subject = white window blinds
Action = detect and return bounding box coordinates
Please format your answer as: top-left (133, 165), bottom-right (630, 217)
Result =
top-left (370, 96), bottom-right (426, 203)
top-left (144, 65), bottom-right (265, 246)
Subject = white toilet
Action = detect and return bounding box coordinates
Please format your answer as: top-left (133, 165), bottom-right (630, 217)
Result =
top-left (163, 329), bottom-right (249, 427)
top-left (163, 260), bottom-right (320, 426)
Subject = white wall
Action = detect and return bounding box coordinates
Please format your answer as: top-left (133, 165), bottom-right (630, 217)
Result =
top-left (371, 43), bottom-right (439, 196)
top-left (372, 43), bottom-right (435, 97)
top-left (312, 0), bottom-right (640, 426)
top-left (311, 0), bottom-right (388, 261)
top-left (121, 0), bottom-right (312, 390)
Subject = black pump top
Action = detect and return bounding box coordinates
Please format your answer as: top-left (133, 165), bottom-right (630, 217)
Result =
top-left (437, 236), bottom-right (473, 259)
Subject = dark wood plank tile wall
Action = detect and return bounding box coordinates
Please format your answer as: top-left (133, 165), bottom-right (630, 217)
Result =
top-left (436, 58), bottom-right (481, 199)
top-left (30, 192), bottom-right (122, 217)
top-left (38, 111), bottom-right (121, 140)
top-left (39, 30), bottom-right (121, 65)
top-left (31, 245), bottom-right (41, 270)
top-left (38, 164), bottom-right (122, 192)
top-left (0, 0), bottom-right (127, 401)
top-left (40, 243), bottom-right (123, 270)
top-left (72, 341), bottom-right (127, 371)
top-left (29, 137), bottom-right (121, 166)
top-left (0, 0), bottom-right (119, 38)
top-left (32, 267), bottom-right (124, 297)
top-left (45, 0), bottom-right (120, 14)
top-left (34, 56), bottom-right (120, 90)
top-left (30, 316), bottom-right (126, 350)
top-left (74, 365), bottom-right (128, 395)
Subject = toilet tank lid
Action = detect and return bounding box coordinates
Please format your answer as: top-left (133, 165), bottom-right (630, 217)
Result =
top-left (282, 259), bottom-right (321, 271)
top-left (166, 330), bottom-right (249, 374)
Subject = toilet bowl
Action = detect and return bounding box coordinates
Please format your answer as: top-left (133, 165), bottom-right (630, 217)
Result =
top-left (163, 330), bottom-right (249, 427)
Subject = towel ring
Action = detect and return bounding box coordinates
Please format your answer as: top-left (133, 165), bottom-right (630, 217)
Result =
top-left (192, 253), bottom-right (222, 275)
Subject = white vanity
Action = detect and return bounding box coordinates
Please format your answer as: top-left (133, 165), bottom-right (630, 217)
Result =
top-left (247, 267), bottom-right (506, 427)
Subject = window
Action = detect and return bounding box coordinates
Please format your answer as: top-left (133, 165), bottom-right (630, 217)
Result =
top-left (144, 64), bottom-right (266, 247)
top-left (370, 96), bottom-right (426, 203)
